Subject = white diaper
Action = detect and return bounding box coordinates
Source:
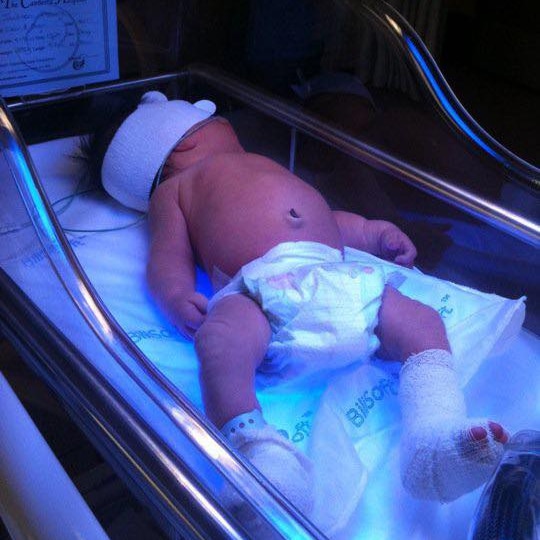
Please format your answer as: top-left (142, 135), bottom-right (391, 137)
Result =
top-left (209, 242), bottom-right (394, 378)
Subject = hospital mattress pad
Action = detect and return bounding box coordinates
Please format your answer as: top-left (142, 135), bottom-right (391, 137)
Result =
top-left (1, 135), bottom-right (538, 539)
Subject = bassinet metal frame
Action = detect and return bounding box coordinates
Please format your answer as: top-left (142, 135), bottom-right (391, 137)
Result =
top-left (0, 3), bottom-right (538, 537)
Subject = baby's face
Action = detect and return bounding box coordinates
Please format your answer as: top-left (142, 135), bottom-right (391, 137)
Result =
top-left (194, 117), bottom-right (240, 149)
top-left (163, 117), bottom-right (241, 177)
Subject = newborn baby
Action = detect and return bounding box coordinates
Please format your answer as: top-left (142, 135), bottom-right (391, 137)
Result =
top-left (98, 91), bottom-right (508, 520)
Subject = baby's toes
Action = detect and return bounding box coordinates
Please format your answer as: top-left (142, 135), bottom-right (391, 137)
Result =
top-left (487, 421), bottom-right (509, 444)
top-left (469, 426), bottom-right (488, 441)
top-left (469, 421), bottom-right (509, 443)
top-left (459, 420), bottom-right (508, 464)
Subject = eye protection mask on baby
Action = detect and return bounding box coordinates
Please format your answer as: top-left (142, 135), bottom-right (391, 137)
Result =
top-left (102, 91), bottom-right (216, 212)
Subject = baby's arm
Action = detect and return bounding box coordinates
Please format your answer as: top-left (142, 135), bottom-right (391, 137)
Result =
top-left (334, 210), bottom-right (417, 267)
top-left (147, 181), bottom-right (207, 339)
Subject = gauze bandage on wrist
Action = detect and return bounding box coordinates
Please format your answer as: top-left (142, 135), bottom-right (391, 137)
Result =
top-left (399, 349), bottom-right (506, 502)
top-left (102, 91), bottom-right (216, 212)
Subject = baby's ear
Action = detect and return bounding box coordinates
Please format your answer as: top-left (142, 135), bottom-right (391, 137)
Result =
top-left (172, 138), bottom-right (198, 153)
top-left (193, 100), bottom-right (216, 114)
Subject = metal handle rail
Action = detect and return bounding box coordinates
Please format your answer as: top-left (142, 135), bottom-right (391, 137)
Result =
top-left (354, 0), bottom-right (539, 192)
top-left (0, 99), bottom-right (323, 539)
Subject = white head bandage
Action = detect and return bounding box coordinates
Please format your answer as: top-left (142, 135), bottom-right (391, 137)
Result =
top-left (101, 91), bottom-right (216, 211)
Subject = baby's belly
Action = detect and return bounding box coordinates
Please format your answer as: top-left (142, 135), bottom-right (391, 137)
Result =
top-left (191, 178), bottom-right (343, 278)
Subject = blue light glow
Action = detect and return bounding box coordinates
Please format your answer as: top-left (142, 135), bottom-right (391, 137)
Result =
top-left (405, 36), bottom-right (506, 165)
top-left (10, 144), bottom-right (61, 248)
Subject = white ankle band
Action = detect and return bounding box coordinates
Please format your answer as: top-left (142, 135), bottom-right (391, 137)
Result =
top-left (400, 348), bottom-right (465, 422)
top-left (403, 348), bottom-right (453, 370)
top-left (221, 409), bottom-right (266, 439)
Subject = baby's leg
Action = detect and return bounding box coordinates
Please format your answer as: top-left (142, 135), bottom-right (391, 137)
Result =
top-left (377, 287), bottom-right (508, 501)
top-left (194, 294), bottom-right (314, 516)
top-left (195, 293), bottom-right (270, 427)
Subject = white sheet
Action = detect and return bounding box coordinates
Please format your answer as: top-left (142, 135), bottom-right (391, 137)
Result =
top-left (2, 135), bottom-right (538, 539)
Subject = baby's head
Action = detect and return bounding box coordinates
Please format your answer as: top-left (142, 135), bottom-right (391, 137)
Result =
top-left (99, 91), bottom-right (227, 212)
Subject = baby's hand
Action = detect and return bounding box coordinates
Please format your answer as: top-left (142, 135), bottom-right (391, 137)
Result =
top-left (171, 292), bottom-right (208, 339)
top-left (378, 224), bottom-right (417, 268)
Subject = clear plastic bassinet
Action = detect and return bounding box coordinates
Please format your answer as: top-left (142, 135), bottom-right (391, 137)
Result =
top-left (0, 1), bottom-right (538, 539)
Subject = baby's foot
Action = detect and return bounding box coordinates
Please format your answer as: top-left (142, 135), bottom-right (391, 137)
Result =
top-left (224, 425), bottom-right (314, 530)
top-left (398, 349), bottom-right (510, 502)
top-left (401, 418), bottom-right (508, 502)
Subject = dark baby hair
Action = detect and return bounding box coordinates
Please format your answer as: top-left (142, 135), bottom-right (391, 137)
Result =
top-left (77, 95), bottom-right (139, 187)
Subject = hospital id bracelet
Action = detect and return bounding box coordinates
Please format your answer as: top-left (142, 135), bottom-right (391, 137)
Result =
top-left (220, 409), bottom-right (267, 439)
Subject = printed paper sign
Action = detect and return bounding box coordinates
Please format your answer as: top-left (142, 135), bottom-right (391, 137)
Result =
top-left (0, 0), bottom-right (118, 97)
